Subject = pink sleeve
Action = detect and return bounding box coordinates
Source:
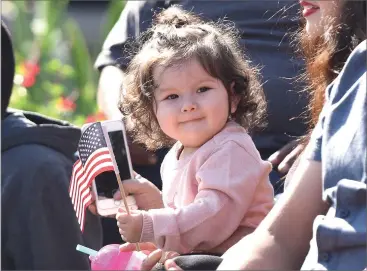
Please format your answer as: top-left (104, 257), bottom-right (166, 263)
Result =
top-left (140, 141), bottom-right (272, 253)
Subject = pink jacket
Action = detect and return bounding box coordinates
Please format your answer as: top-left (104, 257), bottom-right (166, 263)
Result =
top-left (140, 122), bottom-right (274, 254)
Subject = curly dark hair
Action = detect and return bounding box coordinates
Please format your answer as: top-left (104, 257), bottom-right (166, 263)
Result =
top-left (120, 5), bottom-right (266, 150)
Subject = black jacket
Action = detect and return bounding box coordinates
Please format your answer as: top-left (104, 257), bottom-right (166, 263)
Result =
top-left (1, 109), bottom-right (102, 270)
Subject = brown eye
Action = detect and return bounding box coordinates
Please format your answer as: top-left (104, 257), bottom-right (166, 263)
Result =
top-left (166, 94), bottom-right (179, 100)
top-left (197, 87), bottom-right (210, 93)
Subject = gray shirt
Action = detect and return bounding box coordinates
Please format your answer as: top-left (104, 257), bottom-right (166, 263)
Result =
top-left (303, 40), bottom-right (366, 270)
top-left (95, 0), bottom-right (308, 158)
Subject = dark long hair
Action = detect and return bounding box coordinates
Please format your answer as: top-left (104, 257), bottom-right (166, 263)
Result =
top-left (297, 1), bottom-right (366, 129)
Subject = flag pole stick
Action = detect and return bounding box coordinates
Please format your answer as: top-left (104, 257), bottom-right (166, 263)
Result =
top-left (115, 173), bottom-right (141, 251)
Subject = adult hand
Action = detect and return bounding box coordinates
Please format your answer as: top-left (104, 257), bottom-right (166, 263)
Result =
top-left (114, 174), bottom-right (164, 211)
top-left (87, 196), bottom-right (116, 217)
top-left (120, 242), bottom-right (178, 270)
top-left (87, 190), bottom-right (117, 217)
top-left (164, 259), bottom-right (183, 270)
top-left (120, 245), bottom-right (179, 271)
top-left (87, 191), bottom-right (98, 216)
top-left (88, 173), bottom-right (163, 216)
top-left (141, 249), bottom-right (180, 271)
top-left (267, 139), bottom-right (305, 175)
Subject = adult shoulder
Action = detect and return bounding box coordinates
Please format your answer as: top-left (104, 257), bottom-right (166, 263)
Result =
top-left (2, 143), bottom-right (74, 191)
top-left (327, 40), bottom-right (366, 99)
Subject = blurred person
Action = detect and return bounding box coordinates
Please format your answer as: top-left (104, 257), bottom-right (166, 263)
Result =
top-left (1, 22), bottom-right (102, 270)
top-left (95, 0), bottom-right (308, 244)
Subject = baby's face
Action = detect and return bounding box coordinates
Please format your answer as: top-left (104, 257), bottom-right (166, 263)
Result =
top-left (152, 58), bottom-right (233, 148)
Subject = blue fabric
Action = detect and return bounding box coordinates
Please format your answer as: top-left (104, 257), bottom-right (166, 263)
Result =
top-left (303, 40), bottom-right (366, 270)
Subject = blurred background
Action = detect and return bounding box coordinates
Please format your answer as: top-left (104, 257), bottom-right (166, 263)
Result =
top-left (2, 0), bottom-right (125, 126)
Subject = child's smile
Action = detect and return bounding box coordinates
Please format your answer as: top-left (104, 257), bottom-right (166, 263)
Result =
top-left (153, 58), bottom-right (236, 148)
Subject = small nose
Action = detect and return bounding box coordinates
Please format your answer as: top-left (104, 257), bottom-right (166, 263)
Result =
top-left (181, 101), bottom-right (197, 113)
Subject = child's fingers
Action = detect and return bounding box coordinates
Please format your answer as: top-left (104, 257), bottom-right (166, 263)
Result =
top-left (119, 242), bottom-right (137, 252)
top-left (141, 249), bottom-right (163, 271)
top-left (116, 209), bottom-right (141, 223)
top-left (129, 209), bottom-right (141, 215)
top-left (159, 251), bottom-right (179, 263)
top-left (118, 207), bottom-right (128, 213)
top-left (116, 216), bottom-right (127, 224)
top-left (117, 220), bottom-right (130, 230)
top-left (120, 242), bottom-right (157, 253)
top-left (116, 211), bottom-right (128, 222)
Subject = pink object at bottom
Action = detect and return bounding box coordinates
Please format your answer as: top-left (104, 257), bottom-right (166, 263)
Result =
top-left (90, 244), bottom-right (146, 270)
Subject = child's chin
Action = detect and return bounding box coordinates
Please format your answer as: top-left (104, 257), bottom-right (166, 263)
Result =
top-left (182, 134), bottom-right (209, 148)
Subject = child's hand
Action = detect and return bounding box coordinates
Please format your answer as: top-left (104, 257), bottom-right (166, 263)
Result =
top-left (113, 174), bottom-right (164, 210)
top-left (120, 242), bottom-right (157, 254)
top-left (116, 208), bottom-right (143, 243)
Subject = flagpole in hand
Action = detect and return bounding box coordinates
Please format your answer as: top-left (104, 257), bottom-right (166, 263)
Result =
top-left (98, 120), bottom-right (141, 252)
top-left (115, 173), bottom-right (141, 251)
top-left (69, 121), bottom-right (140, 252)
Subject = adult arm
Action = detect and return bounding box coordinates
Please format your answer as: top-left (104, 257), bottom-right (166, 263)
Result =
top-left (95, 3), bottom-right (133, 120)
top-left (95, 2), bottom-right (161, 165)
top-left (267, 139), bottom-right (305, 174)
top-left (218, 44), bottom-right (343, 268)
top-left (97, 65), bottom-right (125, 120)
top-left (94, 1), bottom-right (159, 119)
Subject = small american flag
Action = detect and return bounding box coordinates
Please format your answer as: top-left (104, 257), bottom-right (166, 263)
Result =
top-left (69, 122), bottom-right (114, 231)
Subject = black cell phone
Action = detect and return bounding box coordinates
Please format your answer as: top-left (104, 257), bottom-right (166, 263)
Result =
top-left (93, 130), bottom-right (132, 197)
top-left (84, 120), bottom-right (135, 216)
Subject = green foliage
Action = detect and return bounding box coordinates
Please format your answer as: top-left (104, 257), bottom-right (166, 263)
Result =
top-left (7, 0), bottom-right (124, 126)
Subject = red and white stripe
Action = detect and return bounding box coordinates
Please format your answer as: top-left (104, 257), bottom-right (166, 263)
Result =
top-left (69, 147), bottom-right (114, 231)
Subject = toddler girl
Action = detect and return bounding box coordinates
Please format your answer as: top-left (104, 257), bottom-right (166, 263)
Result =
top-left (116, 6), bottom-right (274, 255)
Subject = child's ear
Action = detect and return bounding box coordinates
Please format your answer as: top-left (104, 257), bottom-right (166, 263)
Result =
top-left (230, 82), bottom-right (240, 114)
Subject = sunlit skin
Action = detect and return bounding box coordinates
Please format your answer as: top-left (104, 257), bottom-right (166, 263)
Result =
top-left (115, 58), bottom-right (240, 243)
top-left (300, 0), bottom-right (343, 37)
top-left (153, 58), bottom-right (239, 157)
